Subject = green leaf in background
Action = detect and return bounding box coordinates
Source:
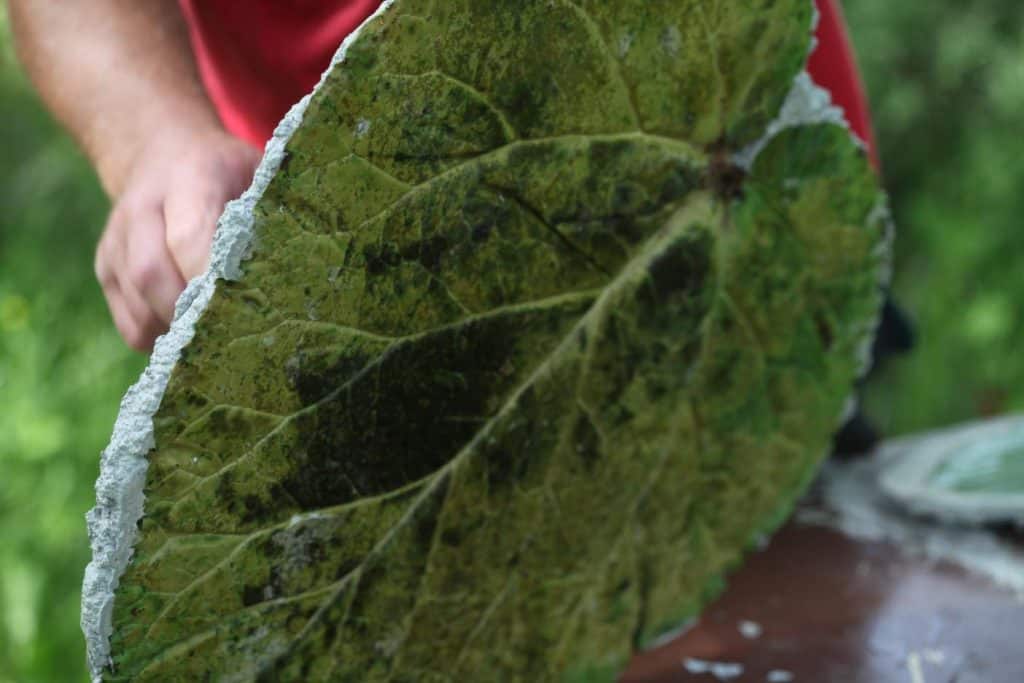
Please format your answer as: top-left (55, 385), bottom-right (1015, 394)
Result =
top-left (90, 2), bottom-right (887, 680)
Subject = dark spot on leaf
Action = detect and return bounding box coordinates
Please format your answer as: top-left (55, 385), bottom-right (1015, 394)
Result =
top-left (658, 165), bottom-right (701, 205)
top-left (240, 494), bottom-right (273, 526)
top-left (707, 143), bottom-right (748, 201)
top-left (283, 307), bottom-right (576, 509)
top-left (636, 230), bottom-right (714, 335)
top-left (572, 412), bottom-right (602, 468)
top-left (471, 221), bottom-right (493, 242)
top-left (278, 151), bottom-right (293, 174)
top-left (612, 183), bottom-right (640, 213)
top-left (242, 585), bottom-right (264, 607)
top-left (363, 242), bottom-right (401, 276)
top-left (286, 349), bottom-right (377, 405)
top-left (400, 234), bottom-right (449, 272)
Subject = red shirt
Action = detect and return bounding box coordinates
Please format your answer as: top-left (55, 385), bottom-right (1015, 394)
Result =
top-left (180, 0), bottom-right (877, 168)
top-left (178, 0), bottom-right (382, 146)
top-left (809, 0), bottom-right (878, 169)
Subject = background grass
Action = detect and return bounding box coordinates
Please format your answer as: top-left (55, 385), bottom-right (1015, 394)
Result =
top-left (847, 0), bottom-right (1024, 430)
top-left (0, 9), bottom-right (147, 682)
top-left (1, 2), bottom-right (1022, 680)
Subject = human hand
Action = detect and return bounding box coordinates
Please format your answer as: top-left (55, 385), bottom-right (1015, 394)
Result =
top-left (95, 128), bottom-right (260, 352)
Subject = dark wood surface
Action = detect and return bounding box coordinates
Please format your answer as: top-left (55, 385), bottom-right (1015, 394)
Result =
top-left (622, 523), bottom-right (1024, 683)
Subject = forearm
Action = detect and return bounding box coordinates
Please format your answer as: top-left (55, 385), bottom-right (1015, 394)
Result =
top-left (9, 0), bottom-right (222, 197)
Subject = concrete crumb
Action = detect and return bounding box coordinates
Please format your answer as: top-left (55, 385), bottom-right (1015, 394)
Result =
top-left (906, 651), bottom-right (926, 683)
top-left (683, 657), bottom-right (711, 675)
top-left (682, 658), bottom-right (744, 680)
top-left (738, 619), bottom-right (763, 640)
top-left (709, 661), bottom-right (744, 680)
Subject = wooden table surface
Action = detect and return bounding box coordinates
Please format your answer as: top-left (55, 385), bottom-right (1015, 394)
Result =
top-left (621, 523), bottom-right (1024, 683)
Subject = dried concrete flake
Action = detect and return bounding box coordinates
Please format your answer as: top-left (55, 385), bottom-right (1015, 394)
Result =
top-left (684, 658), bottom-right (745, 680)
top-left (767, 670), bottom-right (795, 682)
top-left (738, 619), bottom-right (763, 639)
top-left (903, 648), bottom-right (948, 683)
top-left (906, 651), bottom-right (926, 683)
top-left (617, 31), bottom-right (635, 58)
top-left (734, 71), bottom-right (850, 170)
top-left (709, 661), bottom-right (745, 680)
top-left (683, 657), bottom-right (712, 674)
top-left (82, 0), bottom-right (889, 680)
top-left (660, 25), bottom-right (682, 57)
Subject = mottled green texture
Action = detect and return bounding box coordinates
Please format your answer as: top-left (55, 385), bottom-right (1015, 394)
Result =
top-left (104, 1), bottom-right (885, 680)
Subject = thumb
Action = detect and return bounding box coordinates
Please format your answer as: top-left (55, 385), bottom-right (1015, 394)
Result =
top-left (164, 189), bottom-right (228, 281)
top-left (164, 142), bottom-right (260, 280)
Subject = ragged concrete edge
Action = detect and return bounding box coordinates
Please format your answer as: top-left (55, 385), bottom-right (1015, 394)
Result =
top-left (733, 70), bottom-right (848, 171)
top-left (79, 2), bottom-right (398, 679)
top-left (798, 455), bottom-right (1024, 598)
top-left (735, 0), bottom-right (868, 168)
top-left (734, 2), bottom-right (893, 380)
top-left (643, 1), bottom-right (893, 652)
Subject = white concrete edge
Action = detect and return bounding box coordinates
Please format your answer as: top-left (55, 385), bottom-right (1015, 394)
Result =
top-left (644, 0), bottom-right (892, 649)
top-left (733, 1), bottom-right (892, 383)
top-left (770, 1), bottom-right (1024, 609)
top-left (732, 0), bottom-right (893, 446)
top-left (732, 70), bottom-right (849, 171)
top-left (799, 456), bottom-right (1024, 598)
top-left (80, 2), bottom-right (398, 679)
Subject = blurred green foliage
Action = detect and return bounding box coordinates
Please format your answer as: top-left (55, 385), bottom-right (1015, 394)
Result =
top-left (0, 10), bottom-right (146, 683)
top-left (844, 0), bottom-right (1024, 429)
top-left (0, 2), bottom-right (1022, 681)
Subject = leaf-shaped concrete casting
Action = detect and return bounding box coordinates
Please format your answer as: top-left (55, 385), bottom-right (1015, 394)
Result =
top-left (86, 1), bottom-right (888, 680)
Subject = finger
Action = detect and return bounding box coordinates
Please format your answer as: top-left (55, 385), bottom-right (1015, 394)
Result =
top-left (164, 189), bottom-right (227, 281)
top-left (163, 140), bottom-right (260, 280)
top-left (98, 240), bottom-right (152, 351)
top-left (116, 274), bottom-right (166, 352)
top-left (96, 221), bottom-right (145, 349)
top-left (105, 204), bottom-right (178, 349)
top-left (123, 206), bottom-right (187, 325)
top-left (105, 278), bottom-right (152, 353)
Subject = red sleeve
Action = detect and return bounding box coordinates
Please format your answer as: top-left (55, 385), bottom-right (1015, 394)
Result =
top-left (178, 0), bottom-right (382, 147)
top-left (808, 0), bottom-right (879, 171)
top-left (181, 0), bottom-right (878, 172)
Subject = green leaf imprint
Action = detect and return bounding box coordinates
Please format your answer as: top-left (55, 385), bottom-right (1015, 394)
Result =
top-left (100, 1), bottom-right (887, 680)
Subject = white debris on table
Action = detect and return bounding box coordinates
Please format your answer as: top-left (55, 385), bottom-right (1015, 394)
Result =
top-left (738, 619), bottom-right (763, 639)
top-left (682, 657), bottom-right (744, 680)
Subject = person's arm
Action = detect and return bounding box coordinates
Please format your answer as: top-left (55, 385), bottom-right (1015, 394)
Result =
top-left (9, 0), bottom-right (260, 351)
